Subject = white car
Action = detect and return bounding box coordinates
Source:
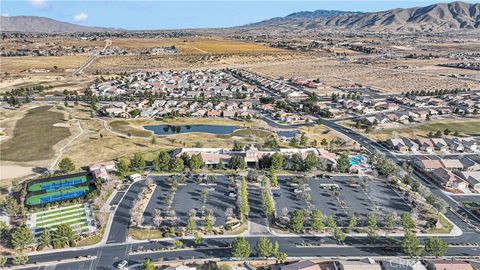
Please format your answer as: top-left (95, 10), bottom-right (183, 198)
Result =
top-left (117, 260), bottom-right (128, 269)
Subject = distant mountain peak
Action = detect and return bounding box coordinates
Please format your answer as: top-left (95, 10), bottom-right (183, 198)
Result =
top-left (0, 15), bottom-right (119, 33)
top-left (243, 1), bottom-right (480, 32)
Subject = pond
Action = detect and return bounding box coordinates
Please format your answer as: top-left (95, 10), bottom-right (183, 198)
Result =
top-left (144, 124), bottom-right (240, 135)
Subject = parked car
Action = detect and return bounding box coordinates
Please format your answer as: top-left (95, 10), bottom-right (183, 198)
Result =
top-left (117, 260), bottom-right (128, 269)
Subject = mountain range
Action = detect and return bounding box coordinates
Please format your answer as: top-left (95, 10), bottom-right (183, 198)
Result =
top-left (0, 15), bottom-right (115, 33)
top-left (1, 1), bottom-right (479, 33)
top-left (247, 1), bottom-right (480, 32)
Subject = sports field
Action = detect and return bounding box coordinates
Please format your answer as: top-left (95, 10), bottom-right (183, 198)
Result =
top-left (26, 186), bottom-right (92, 206)
top-left (28, 175), bottom-right (89, 192)
top-left (32, 204), bottom-right (90, 235)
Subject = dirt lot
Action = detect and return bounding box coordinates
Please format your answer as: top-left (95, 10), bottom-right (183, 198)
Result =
top-left (0, 56), bottom-right (88, 74)
top-left (87, 51), bottom-right (306, 74)
top-left (0, 74), bottom-right (96, 94)
top-left (248, 57), bottom-right (478, 93)
top-left (110, 37), bottom-right (282, 54)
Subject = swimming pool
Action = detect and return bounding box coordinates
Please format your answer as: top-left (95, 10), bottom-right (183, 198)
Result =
top-left (349, 155), bottom-right (365, 166)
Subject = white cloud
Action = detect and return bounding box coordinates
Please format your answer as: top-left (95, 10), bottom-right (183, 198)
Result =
top-left (73, 12), bottom-right (88, 22)
top-left (2, 13), bottom-right (10, 17)
top-left (28, 0), bottom-right (48, 8)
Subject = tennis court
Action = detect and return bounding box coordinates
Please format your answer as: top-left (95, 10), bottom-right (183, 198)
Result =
top-left (28, 175), bottom-right (89, 192)
top-left (26, 186), bottom-right (92, 206)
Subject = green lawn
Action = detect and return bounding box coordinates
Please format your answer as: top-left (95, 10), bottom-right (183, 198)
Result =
top-left (36, 210), bottom-right (86, 227)
top-left (0, 106), bottom-right (72, 161)
top-left (217, 128), bottom-right (273, 139)
top-left (37, 204), bottom-right (83, 217)
top-left (372, 119), bottom-right (480, 140)
top-left (109, 120), bottom-right (153, 137)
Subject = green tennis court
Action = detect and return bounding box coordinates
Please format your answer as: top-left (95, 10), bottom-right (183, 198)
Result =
top-left (26, 186), bottom-right (92, 206)
top-left (28, 175), bottom-right (90, 192)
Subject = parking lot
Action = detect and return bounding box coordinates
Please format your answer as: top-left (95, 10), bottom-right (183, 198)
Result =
top-left (142, 175), bottom-right (237, 228)
top-left (274, 175), bottom-right (411, 226)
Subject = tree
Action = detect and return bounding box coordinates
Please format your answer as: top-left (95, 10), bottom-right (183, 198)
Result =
top-left (228, 156), bottom-right (246, 170)
top-left (204, 212), bottom-right (215, 232)
top-left (255, 237), bottom-right (273, 258)
top-left (401, 213), bottom-right (416, 232)
top-left (271, 173), bottom-right (279, 188)
top-left (194, 232), bottom-right (203, 246)
top-left (53, 224), bottom-right (77, 248)
top-left (276, 252), bottom-right (288, 263)
top-left (384, 212), bottom-right (397, 232)
top-left (311, 209), bottom-right (324, 232)
top-left (157, 151), bottom-right (171, 171)
top-left (337, 152), bottom-right (350, 173)
top-left (39, 228), bottom-right (51, 249)
top-left (303, 152), bottom-right (319, 171)
top-left (424, 237), bottom-right (448, 258)
top-left (367, 213), bottom-right (378, 242)
top-left (233, 141), bottom-right (244, 151)
top-left (401, 231), bottom-right (423, 257)
top-left (59, 157), bottom-right (75, 173)
top-left (346, 214), bottom-right (357, 233)
top-left (327, 215), bottom-right (337, 229)
top-left (189, 153), bottom-right (203, 171)
top-left (271, 153), bottom-right (284, 170)
top-left (240, 177), bottom-right (250, 218)
top-left (289, 210), bottom-right (304, 233)
top-left (11, 225), bottom-right (34, 250)
top-left (0, 255), bottom-right (6, 267)
top-left (130, 153), bottom-right (146, 171)
top-left (186, 216), bottom-right (197, 233)
top-left (169, 157), bottom-right (185, 172)
top-left (143, 258), bottom-right (156, 270)
top-left (118, 159), bottom-right (129, 175)
top-left (12, 252), bottom-right (28, 265)
top-left (231, 237), bottom-right (251, 259)
top-left (333, 227), bottom-right (346, 244)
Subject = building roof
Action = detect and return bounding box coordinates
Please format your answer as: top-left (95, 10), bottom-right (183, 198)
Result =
top-left (427, 260), bottom-right (474, 270)
top-left (281, 260), bottom-right (320, 270)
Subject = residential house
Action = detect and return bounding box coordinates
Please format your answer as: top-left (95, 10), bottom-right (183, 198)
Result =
top-left (430, 138), bottom-right (449, 151)
top-left (430, 168), bottom-right (468, 189)
top-left (459, 157), bottom-right (480, 171)
top-left (440, 159), bottom-right (464, 171)
top-left (381, 260), bottom-right (427, 270)
top-left (387, 138), bottom-right (409, 152)
top-left (415, 138), bottom-right (434, 151)
top-left (281, 260), bottom-right (321, 270)
top-left (403, 138), bottom-right (419, 152)
top-left (338, 258), bottom-right (382, 270)
top-left (455, 171), bottom-right (480, 193)
top-left (425, 260), bottom-right (474, 270)
top-left (413, 157), bottom-right (443, 171)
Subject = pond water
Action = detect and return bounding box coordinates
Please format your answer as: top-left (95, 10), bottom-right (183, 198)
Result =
top-left (144, 124), bottom-right (239, 135)
top-left (277, 130), bottom-right (299, 138)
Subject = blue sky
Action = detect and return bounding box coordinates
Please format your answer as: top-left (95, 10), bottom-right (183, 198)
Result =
top-left (1, 0), bottom-right (476, 30)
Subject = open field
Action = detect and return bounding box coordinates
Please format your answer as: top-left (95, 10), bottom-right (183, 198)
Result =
top-left (361, 118), bottom-right (480, 141)
top-left (0, 56), bottom-right (88, 74)
top-left (0, 75), bottom-right (96, 94)
top-left (248, 57), bottom-right (478, 93)
top-left (0, 106), bottom-right (71, 162)
top-left (87, 52), bottom-right (306, 74)
top-left (109, 120), bottom-right (153, 138)
top-left (110, 37), bottom-right (282, 54)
